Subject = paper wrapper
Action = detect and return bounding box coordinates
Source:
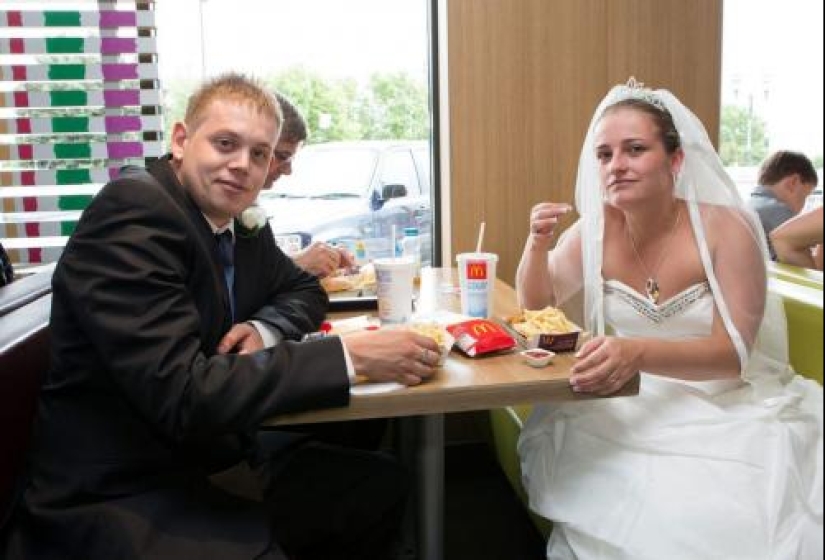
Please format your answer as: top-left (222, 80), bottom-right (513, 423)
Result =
top-left (320, 263), bottom-right (376, 293)
top-left (444, 319), bottom-right (517, 358)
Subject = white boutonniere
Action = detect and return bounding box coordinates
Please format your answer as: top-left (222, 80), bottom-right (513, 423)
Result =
top-left (236, 204), bottom-right (267, 238)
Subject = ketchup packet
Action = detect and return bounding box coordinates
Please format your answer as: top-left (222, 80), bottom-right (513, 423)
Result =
top-left (446, 319), bottom-right (516, 357)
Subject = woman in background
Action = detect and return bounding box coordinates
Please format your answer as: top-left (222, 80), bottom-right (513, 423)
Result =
top-left (516, 79), bottom-right (823, 559)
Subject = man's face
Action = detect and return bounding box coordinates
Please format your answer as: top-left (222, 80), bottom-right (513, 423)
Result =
top-left (264, 139), bottom-right (303, 187)
top-left (790, 181), bottom-right (816, 213)
top-left (170, 99), bottom-right (278, 227)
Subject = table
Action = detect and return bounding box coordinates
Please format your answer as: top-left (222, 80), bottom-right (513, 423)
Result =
top-left (263, 269), bottom-right (639, 559)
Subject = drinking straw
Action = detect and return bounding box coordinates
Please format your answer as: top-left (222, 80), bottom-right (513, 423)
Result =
top-left (475, 221), bottom-right (486, 253)
top-left (391, 224), bottom-right (397, 256)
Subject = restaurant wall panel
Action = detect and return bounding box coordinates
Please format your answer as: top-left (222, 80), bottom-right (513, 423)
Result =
top-left (444, 0), bottom-right (722, 285)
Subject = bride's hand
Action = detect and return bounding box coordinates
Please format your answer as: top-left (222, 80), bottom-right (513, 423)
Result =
top-left (529, 202), bottom-right (572, 243)
top-left (569, 336), bottom-right (642, 395)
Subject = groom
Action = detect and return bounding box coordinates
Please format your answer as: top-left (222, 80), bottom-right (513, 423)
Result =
top-left (2, 73), bottom-right (440, 560)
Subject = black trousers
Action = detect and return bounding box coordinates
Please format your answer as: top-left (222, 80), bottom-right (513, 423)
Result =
top-left (250, 432), bottom-right (410, 560)
top-left (2, 433), bottom-right (408, 560)
top-left (272, 418), bottom-right (390, 451)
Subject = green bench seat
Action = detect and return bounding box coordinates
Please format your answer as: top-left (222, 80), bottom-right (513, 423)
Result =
top-left (768, 261), bottom-right (823, 291)
top-left (769, 277), bottom-right (823, 384)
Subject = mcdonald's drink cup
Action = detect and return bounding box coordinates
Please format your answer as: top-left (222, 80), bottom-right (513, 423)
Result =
top-left (456, 252), bottom-right (498, 318)
top-left (374, 256), bottom-right (417, 324)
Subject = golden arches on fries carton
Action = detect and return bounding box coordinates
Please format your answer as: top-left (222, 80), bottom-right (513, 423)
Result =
top-left (506, 305), bottom-right (581, 353)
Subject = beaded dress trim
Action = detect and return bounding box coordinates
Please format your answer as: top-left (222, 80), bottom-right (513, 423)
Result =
top-left (604, 280), bottom-right (711, 324)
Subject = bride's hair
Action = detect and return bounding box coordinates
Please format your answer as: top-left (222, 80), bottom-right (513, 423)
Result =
top-left (601, 98), bottom-right (682, 154)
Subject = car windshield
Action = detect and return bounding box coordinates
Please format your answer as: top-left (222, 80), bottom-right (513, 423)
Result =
top-left (270, 147), bottom-right (378, 198)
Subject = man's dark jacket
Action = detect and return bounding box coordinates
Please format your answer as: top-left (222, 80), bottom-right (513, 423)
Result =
top-left (2, 158), bottom-right (350, 559)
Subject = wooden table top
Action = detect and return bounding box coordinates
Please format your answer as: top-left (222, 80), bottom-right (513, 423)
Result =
top-left (265, 268), bottom-right (639, 426)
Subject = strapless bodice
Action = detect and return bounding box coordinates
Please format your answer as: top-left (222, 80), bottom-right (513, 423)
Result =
top-left (603, 279), bottom-right (712, 339)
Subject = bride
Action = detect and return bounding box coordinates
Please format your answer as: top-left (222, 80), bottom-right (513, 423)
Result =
top-left (515, 79), bottom-right (823, 559)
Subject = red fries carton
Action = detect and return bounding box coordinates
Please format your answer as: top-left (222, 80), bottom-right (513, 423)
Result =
top-left (446, 319), bottom-right (516, 357)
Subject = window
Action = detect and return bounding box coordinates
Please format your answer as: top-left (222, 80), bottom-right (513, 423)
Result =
top-left (379, 149), bottom-right (421, 196)
top-left (721, 0), bottom-right (823, 202)
top-left (155, 0), bottom-right (439, 286)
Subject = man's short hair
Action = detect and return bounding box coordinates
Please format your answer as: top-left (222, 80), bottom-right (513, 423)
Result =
top-left (274, 91), bottom-right (308, 144)
top-left (758, 151), bottom-right (819, 187)
top-left (184, 73), bottom-right (282, 132)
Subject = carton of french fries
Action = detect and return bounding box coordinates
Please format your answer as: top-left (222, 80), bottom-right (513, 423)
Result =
top-left (505, 305), bottom-right (581, 353)
top-left (408, 322), bottom-right (455, 366)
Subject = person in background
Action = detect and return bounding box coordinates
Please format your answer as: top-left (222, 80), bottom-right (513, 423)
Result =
top-left (0, 242), bottom-right (13, 286)
top-left (748, 150), bottom-right (818, 259)
top-left (267, 91), bottom-right (354, 278)
top-left (771, 205), bottom-right (824, 270)
top-left (2, 73), bottom-right (441, 560)
top-left (516, 79), bottom-right (822, 559)
top-left (266, 91), bottom-right (386, 451)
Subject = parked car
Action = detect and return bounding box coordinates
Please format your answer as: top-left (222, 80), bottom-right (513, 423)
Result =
top-left (258, 140), bottom-right (432, 265)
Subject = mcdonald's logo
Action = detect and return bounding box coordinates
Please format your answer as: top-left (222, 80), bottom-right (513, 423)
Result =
top-left (471, 321), bottom-right (502, 337)
top-left (466, 261), bottom-right (487, 280)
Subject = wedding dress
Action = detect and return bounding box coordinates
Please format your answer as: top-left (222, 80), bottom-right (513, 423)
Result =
top-left (517, 80), bottom-right (823, 559)
top-left (518, 279), bottom-right (823, 560)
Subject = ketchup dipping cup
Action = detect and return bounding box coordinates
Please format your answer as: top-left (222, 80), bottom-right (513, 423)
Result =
top-left (520, 348), bottom-right (555, 367)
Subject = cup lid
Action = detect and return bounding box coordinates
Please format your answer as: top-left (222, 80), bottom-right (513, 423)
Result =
top-left (456, 252), bottom-right (498, 261)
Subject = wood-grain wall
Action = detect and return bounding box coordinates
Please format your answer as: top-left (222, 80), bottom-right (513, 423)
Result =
top-left (442, 0), bottom-right (723, 285)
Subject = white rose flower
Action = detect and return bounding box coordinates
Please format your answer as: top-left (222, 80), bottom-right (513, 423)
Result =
top-left (238, 205), bottom-right (267, 236)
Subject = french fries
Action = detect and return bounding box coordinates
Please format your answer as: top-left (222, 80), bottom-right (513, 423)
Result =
top-left (409, 323), bottom-right (449, 347)
top-left (409, 322), bottom-right (455, 365)
top-left (509, 306), bottom-right (577, 337)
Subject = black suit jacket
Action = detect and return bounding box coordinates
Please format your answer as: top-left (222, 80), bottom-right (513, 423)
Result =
top-left (3, 158), bottom-right (350, 559)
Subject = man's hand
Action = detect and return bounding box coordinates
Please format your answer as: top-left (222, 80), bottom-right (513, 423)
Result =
top-left (293, 241), bottom-right (353, 278)
top-left (218, 322), bottom-right (265, 355)
top-left (343, 329), bottom-right (441, 386)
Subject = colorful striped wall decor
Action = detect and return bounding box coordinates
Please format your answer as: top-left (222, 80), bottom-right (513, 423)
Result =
top-left (0, 1), bottom-right (162, 267)
top-left (1, 62), bottom-right (159, 81)
top-left (1, 9), bottom-right (155, 29)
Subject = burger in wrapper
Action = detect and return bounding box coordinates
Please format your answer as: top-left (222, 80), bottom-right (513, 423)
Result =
top-left (319, 263), bottom-right (376, 293)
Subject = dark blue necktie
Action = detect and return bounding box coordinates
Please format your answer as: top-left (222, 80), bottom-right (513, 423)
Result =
top-left (215, 230), bottom-right (235, 320)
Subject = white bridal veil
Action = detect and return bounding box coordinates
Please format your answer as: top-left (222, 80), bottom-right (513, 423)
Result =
top-left (571, 79), bottom-right (792, 389)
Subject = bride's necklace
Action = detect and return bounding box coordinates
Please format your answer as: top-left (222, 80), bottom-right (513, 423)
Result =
top-left (625, 207), bottom-right (682, 304)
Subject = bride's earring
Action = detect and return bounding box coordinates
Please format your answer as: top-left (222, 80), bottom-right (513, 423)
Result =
top-left (671, 170), bottom-right (682, 194)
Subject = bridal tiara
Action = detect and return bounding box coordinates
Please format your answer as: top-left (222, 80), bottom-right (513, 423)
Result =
top-left (612, 76), bottom-right (667, 112)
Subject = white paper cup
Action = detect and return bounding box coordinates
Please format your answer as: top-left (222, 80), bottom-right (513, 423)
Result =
top-left (456, 252), bottom-right (498, 318)
top-left (374, 257), bottom-right (416, 324)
